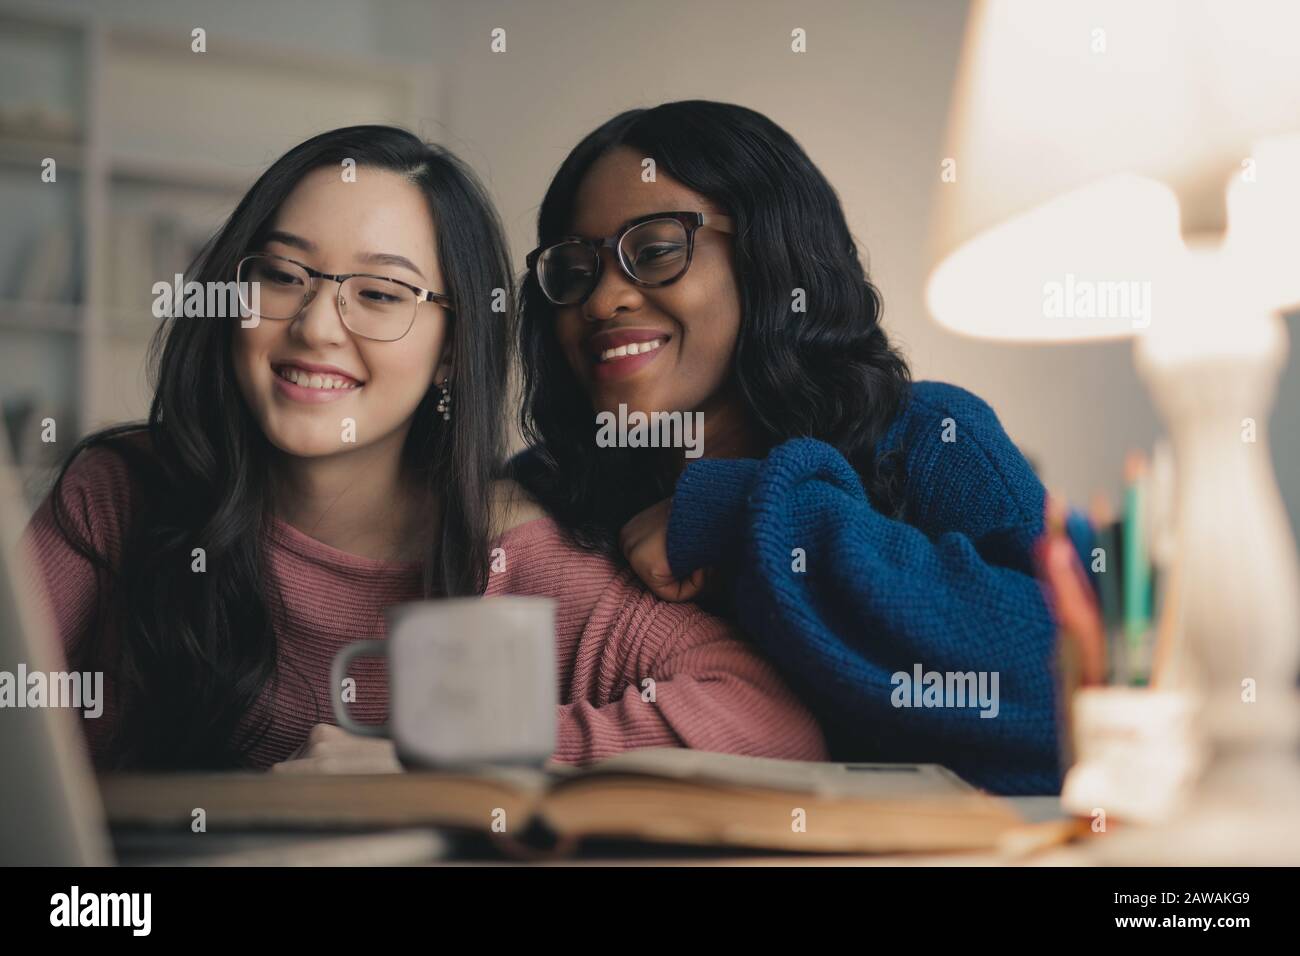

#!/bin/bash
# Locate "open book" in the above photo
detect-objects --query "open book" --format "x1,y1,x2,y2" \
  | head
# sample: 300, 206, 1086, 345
99, 748, 1024, 855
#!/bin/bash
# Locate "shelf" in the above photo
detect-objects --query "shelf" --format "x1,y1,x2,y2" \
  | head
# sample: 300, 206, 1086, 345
106, 24, 421, 87
0, 134, 85, 172
105, 308, 164, 342
109, 153, 255, 193
0, 7, 86, 164
0, 301, 82, 334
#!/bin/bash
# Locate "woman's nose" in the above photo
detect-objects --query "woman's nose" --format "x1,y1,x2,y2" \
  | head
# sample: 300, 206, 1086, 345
584, 251, 641, 321
293, 281, 349, 345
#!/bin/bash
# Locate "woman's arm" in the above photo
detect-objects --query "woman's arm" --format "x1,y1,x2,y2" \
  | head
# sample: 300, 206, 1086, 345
20, 443, 141, 767
654, 391, 1060, 794
274, 601, 828, 774
275, 566, 831, 771
21, 445, 137, 669
550, 568, 828, 765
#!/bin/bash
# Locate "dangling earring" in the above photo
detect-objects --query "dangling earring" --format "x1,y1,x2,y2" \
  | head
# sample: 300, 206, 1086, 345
436, 379, 452, 421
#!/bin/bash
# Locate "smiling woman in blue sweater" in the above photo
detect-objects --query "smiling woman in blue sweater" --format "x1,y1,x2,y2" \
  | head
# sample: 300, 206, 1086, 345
514, 100, 1060, 795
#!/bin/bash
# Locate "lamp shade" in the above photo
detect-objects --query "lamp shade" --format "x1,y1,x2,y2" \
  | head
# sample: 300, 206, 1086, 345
927, 0, 1300, 342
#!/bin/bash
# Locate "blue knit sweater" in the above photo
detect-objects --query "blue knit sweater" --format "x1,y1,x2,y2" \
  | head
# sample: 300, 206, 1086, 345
665, 380, 1061, 795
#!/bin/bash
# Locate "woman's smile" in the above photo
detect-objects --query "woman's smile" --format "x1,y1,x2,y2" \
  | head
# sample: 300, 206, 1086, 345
271, 359, 364, 404
585, 328, 673, 383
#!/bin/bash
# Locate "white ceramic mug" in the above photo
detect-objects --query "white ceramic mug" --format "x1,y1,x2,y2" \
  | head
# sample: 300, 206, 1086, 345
331, 596, 556, 768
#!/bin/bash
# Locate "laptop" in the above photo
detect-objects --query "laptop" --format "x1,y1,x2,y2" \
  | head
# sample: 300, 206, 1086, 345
0, 428, 447, 866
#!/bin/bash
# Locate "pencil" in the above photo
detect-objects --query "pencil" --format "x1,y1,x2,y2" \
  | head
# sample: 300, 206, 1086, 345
1122, 451, 1153, 685
1088, 493, 1122, 683
1041, 494, 1107, 686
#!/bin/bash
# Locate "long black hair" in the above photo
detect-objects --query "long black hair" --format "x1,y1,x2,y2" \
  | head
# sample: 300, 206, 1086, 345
516, 100, 912, 553
51, 126, 513, 768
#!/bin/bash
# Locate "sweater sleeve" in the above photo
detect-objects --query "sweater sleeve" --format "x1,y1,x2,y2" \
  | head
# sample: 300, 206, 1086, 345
19, 443, 140, 767
551, 568, 828, 766
20, 444, 138, 669
663, 457, 758, 574
664, 388, 1060, 794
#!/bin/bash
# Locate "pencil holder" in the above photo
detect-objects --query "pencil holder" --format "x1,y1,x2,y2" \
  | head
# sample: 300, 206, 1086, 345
1061, 687, 1204, 825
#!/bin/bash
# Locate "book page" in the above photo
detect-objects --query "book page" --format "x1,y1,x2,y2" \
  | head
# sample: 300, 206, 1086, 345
555, 748, 978, 799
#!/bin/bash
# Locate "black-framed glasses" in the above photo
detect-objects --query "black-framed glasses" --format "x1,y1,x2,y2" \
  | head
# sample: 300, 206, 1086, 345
526, 211, 735, 307
235, 253, 453, 343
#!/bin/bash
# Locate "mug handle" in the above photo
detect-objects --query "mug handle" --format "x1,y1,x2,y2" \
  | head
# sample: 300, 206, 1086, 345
330, 640, 389, 737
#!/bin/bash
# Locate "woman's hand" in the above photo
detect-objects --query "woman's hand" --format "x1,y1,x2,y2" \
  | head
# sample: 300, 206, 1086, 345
619, 498, 711, 602
270, 722, 402, 774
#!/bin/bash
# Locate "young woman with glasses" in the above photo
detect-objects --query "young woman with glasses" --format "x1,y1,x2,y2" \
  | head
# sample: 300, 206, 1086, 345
515, 101, 1060, 795
22, 125, 825, 771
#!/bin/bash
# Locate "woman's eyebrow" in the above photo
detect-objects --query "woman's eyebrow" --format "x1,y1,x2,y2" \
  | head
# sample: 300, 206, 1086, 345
265, 231, 426, 281
264, 229, 316, 252
359, 251, 427, 281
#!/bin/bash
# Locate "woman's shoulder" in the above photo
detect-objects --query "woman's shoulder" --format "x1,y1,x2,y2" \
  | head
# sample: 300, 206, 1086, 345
488, 478, 550, 538
488, 478, 611, 563
55, 429, 153, 512
885, 379, 1043, 532
902, 379, 999, 420
761, 381, 1005, 469
38, 428, 155, 549
879, 379, 999, 442
867, 379, 1019, 461
487, 477, 601, 564
19, 429, 155, 601
485, 479, 629, 603
898, 379, 1028, 462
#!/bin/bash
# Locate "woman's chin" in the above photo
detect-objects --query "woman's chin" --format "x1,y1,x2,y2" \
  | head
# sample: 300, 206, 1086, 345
592, 385, 704, 422
592, 384, 659, 417
263, 425, 358, 460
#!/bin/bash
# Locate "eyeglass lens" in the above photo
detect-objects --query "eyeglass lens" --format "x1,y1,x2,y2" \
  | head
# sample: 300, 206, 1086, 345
237, 255, 418, 341
538, 218, 690, 305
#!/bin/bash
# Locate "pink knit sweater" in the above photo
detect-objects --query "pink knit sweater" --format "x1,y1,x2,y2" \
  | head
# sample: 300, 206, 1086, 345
21, 444, 827, 770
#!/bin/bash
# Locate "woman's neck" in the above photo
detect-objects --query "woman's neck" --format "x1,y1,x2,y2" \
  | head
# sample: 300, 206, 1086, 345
669, 384, 765, 477
271, 433, 433, 563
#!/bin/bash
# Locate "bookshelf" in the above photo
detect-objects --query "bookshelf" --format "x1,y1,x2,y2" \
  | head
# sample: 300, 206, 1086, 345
0, 4, 434, 502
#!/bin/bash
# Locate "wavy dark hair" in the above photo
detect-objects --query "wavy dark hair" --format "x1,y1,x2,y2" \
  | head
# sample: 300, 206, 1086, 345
50, 126, 513, 769
516, 100, 912, 553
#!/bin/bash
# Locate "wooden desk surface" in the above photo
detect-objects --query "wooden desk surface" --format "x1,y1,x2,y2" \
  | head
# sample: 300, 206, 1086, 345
114, 797, 1083, 866
425, 796, 1084, 867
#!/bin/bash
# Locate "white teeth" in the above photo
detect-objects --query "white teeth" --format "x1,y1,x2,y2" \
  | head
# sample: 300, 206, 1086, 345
277, 367, 358, 390
600, 338, 666, 362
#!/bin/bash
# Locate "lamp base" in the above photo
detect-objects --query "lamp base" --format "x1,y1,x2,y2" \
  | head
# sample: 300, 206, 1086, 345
1127, 306, 1300, 865
1085, 732, 1300, 865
